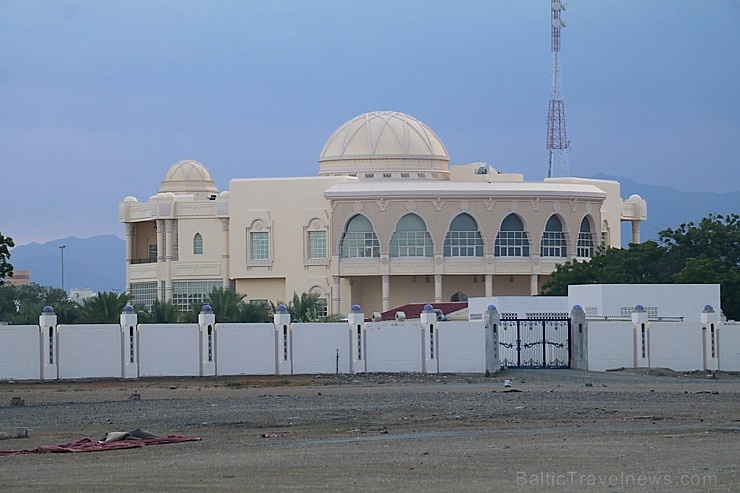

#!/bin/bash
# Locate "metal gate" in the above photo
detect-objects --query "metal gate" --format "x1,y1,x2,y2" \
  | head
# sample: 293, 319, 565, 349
499, 318, 570, 368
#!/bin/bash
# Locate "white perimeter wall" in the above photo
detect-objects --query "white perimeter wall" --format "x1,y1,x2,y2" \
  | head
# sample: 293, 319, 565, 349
569, 284, 721, 321
215, 323, 276, 376
0, 325, 40, 380
587, 321, 634, 372
138, 324, 200, 377
365, 322, 423, 372
720, 322, 740, 371
649, 322, 704, 371
291, 323, 351, 374
436, 322, 486, 373
57, 324, 122, 379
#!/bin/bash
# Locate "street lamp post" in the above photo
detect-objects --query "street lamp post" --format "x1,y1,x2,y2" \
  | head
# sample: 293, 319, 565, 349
59, 245, 66, 293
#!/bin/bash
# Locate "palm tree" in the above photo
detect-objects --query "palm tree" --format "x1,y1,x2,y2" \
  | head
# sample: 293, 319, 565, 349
237, 302, 272, 323
205, 287, 246, 323
277, 292, 336, 322
78, 291, 131, 323
148, 299, 181, 323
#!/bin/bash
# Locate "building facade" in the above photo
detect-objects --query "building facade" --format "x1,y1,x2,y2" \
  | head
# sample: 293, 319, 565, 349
120, 111, 647, 315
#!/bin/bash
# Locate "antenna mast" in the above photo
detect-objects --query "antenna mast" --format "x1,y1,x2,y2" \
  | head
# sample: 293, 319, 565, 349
546, 1, 569, 178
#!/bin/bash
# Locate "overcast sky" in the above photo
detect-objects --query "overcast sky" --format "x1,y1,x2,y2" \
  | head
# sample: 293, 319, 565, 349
1, 0, 738, 246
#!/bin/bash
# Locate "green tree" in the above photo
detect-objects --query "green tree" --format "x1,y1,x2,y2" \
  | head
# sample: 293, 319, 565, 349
542, 213, 740, 320
0, 283, 79, 324
0, 232, 14, 285
147, 299, 182, 323
276, 292, 339, 322
237, 301, 272, 323
78, 291, 131, 323
205, 287, 246, 322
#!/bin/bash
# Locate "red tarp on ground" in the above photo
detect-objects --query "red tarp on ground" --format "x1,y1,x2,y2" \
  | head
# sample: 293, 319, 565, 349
0, 435, 201, 455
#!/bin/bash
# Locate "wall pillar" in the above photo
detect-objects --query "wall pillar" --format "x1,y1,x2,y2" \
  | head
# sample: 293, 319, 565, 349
120, 306, 139, 379
199, 305, 216, 376
700, 304, 720, 371
484, 304, 501, 375
570, 305, 587, 370
274, 304, 292, 375
39, 306, 58, 381
347, 304, 365, 374
382, 275, 390, 312
420, 304, 438, 374
631, 305, 650, 368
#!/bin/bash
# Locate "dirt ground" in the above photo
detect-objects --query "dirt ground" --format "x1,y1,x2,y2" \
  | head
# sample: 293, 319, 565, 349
0, 369, 738, 492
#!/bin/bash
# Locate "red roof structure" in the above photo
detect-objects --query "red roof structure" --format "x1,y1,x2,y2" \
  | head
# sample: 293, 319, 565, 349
378, 302, 467, 321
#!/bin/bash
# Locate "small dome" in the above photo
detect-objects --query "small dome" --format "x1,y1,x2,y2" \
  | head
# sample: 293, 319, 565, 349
318, 111, 449, 178
159, 160, 218, 195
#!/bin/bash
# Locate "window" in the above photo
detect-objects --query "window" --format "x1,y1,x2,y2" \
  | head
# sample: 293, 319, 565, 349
315, 297, 328, 318
308, 231, 327, 259
577, 217, 594, 257
172, 280, 222, 312
541, 216, 566, 257
129, 282, 157, 312
250, 231, 270, 260
494, 214, 530, 257
340, 215, 380, 258
444, 213, 483, 257
193, 233, 203, 255
390, 214, 432, 257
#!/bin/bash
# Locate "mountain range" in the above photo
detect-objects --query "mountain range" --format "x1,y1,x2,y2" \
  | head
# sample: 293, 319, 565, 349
6, 176, 739, 292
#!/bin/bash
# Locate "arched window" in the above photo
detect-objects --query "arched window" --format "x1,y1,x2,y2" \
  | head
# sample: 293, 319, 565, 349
390, 214, 432, 257
340, 215, 380, 258
444, 213, 483, 257
577, 217, 594, 258
193, 233, 203, 255
494, 214, 530, 257
541, 216, 567, 257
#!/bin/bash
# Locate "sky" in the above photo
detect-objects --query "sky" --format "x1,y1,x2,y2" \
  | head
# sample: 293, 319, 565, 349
1, 0, 738, 246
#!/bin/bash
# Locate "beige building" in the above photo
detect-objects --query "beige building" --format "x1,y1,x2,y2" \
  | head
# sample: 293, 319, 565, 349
120, 111, 647, 315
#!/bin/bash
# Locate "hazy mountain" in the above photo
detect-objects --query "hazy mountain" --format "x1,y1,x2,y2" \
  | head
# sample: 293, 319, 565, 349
592, 174, 740, 246
6, 178, 737, 291
8, 235, 125, 293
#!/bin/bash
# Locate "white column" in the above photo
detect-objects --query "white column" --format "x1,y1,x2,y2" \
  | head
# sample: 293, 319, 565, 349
631, 305, 650, 368
39, 307, 58, 381
165, 219, 175, 301
434, 274, 442, 303
530, 274, 539, 296
347, 305, 365, 374
700, 305, 720, 372
420, 304, 438, 374
199, 305, 217, 376
485, 274, 493, 297
382, 275, 390, 312
484, 304, 501, 376
221, 218, 230, 288
274, 304, 292, 375
332, 276, 341, 315
120, 306, 139, 379
631, 220, 641, 244
124, 224, 134, 294
156, 219, 166, 300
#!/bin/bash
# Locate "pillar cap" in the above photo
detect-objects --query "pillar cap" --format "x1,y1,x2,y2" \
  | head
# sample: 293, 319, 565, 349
42, 306, 54, 314
350, 304, 362, 313
276, 304, 288, 314
201, 304, 213, 313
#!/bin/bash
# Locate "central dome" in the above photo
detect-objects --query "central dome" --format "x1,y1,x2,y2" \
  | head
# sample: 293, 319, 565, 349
318, 111, 449, 179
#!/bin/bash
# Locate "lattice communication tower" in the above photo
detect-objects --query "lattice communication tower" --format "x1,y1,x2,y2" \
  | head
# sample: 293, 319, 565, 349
546, 1, 569, 178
